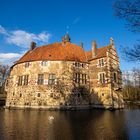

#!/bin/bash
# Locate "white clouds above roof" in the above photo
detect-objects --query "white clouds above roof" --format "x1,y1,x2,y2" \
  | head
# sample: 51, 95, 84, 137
0, 53, 22, 59
0, 25, 51, 65
0, 25, 51, 48
0, 52, 24, 65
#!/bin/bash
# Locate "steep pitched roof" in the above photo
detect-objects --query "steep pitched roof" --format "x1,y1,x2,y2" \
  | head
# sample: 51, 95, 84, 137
86, 45, 110, 61
15, 42, 87, 64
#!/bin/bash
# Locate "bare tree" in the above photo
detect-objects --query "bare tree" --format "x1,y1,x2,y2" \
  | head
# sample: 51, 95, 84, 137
122, 68, 140, 101
0, 64, 9, 80
114, 0, 140, 32
114, 0, 140, 62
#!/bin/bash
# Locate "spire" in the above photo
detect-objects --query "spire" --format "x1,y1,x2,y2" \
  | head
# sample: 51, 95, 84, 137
61, 33, 71, 43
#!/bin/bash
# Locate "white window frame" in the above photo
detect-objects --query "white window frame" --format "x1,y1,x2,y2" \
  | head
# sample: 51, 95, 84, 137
25, 62, 30, 68
98, 58, 104, 67
41, 61, 48, 66
98, 72, 106, 84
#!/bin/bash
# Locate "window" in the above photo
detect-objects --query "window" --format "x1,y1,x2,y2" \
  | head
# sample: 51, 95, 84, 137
37, 93, 41, 97
99, 73, 105, 84
99, 58, 104, 67
74, 73, 87, 84
74, 73, 80, 83
48, 74, 56, 85
18, 75, 29, 86
41, 61, 48, 66
85, 74, 87, 84
25, 62, 30, 68
23, 75, 29, 85
113, 72, 117, 82
74, 62, 83, 68
20, 93, 22, 97
82, 74, 84, 84
38, 74, 44, 85
18, 76, 23, 86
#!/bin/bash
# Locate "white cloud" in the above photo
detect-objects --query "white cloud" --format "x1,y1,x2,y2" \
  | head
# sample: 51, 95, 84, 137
0, 25, 52, 65
0, 52, 25, 65
0, 25, 51, 48
0, 53, 22, 59
0, 25, 7, 35
38, 32, 51, 42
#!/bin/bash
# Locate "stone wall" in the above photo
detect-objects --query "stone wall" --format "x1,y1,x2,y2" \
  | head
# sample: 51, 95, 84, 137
89, 44, 124, 109
5, 60, 91, 109
5, 51, 124, 109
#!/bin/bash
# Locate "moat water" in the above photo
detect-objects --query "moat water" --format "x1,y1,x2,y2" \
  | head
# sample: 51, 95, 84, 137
0, 105, 140, 140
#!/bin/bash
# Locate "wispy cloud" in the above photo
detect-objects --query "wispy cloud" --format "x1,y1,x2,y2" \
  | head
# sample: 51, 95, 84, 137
0, 25, 51, 65
72, 17, 81, 24
0, 25, 51, 48
0, 52, 24, 65
0, 25, 7, 35
66, 17, 81, 33
0, 53, 22, 59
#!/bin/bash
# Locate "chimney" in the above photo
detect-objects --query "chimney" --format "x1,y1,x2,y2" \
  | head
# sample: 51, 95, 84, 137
30, 41, 36, 50
92, 40, 97, 58
80, 42, 83, 48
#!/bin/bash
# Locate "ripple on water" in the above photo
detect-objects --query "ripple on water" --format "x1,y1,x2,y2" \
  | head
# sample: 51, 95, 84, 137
0, 105, 140, 140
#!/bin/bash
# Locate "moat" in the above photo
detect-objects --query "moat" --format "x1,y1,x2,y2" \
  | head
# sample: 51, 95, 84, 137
0, 104, 140, 140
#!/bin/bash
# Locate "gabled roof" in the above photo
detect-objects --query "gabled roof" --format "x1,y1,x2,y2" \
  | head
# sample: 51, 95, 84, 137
14, 39, 112, 65
15, 42, 88, 64
86, 45, 110, 61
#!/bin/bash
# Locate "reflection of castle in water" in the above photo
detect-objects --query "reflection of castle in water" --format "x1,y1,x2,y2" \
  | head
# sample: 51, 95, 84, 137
5, 34, 124, 109
0, 110, 129, 139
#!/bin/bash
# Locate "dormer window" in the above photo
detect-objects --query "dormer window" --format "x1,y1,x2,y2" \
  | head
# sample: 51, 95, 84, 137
99, 58, 104, 67
25, 62, 30, 68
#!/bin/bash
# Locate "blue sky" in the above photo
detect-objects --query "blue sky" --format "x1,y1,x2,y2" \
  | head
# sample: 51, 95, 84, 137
0, 0, 139, 70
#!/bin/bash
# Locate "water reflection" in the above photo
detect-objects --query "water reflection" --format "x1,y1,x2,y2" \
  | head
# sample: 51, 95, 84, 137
0, 106, 140, 140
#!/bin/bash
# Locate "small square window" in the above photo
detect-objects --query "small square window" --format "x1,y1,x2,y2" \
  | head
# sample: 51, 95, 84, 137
25, 62, 30, 68
41, 61, 48, 66
38, 93, 41, 97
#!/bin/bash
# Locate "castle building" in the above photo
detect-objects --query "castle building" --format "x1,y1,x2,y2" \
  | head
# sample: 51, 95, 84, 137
5, 34, 124, 109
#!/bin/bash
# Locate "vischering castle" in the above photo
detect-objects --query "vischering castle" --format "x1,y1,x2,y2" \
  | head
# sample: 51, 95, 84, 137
5, 34, 124, 109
